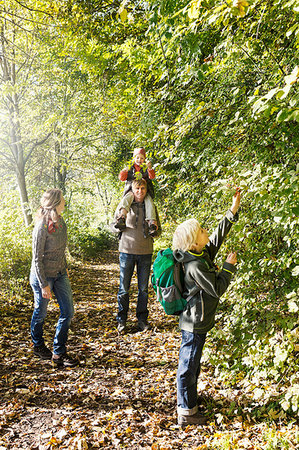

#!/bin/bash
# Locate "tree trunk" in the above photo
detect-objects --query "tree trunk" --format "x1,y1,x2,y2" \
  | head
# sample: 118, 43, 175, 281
54, 140, 67, 194
0, 23, 33, 225
16, 165, 33, 226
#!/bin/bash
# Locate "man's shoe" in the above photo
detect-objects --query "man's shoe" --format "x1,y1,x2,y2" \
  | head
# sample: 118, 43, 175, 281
115, 217, 126, 230
34, 344, 52, 360
52, 353, 79, 368
138, 321, 151, 331
117, 321, 126, 333
178, 411, 207, 427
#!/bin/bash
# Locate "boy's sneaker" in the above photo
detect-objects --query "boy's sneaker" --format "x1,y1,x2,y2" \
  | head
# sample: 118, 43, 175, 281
34, 344, 52, 360
115, 216, 126, 230
52, 353, 79, 368
178, 412, 207, 427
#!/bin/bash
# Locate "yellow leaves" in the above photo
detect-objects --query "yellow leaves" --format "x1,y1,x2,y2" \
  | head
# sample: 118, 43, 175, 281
119, 7, 128, 22
151, 444, 172, 450
151, 444, 159, 450
232, 0, 249, 17
188, 0, 202, 19
110, 387, 123, 397
76, 436, 88, 449
284, 65, 299, 86
118, 1, 134, 23
48, 436, 59, 446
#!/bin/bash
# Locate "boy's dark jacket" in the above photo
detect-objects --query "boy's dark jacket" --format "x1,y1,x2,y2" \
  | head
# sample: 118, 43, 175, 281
173, 210, 238, 334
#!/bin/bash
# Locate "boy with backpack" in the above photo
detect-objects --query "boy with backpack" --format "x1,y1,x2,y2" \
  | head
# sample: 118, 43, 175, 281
172, 190, 241, 426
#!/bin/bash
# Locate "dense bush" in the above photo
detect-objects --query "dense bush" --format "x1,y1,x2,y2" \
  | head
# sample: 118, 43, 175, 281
64, 207, 117, 259
68, 224, 117, 258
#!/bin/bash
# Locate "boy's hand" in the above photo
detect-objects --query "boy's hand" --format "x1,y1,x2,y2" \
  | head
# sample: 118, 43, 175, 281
226, 252, 237, 265
231, 189, 241, 215
147, 161, 152, 170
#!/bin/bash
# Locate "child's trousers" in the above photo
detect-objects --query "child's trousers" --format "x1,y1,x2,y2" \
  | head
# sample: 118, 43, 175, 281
177, 330, 206, 416
118, 192, 157, 221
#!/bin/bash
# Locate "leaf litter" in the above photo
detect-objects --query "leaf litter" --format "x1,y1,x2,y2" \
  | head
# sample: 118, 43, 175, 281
0, 250, 297, 449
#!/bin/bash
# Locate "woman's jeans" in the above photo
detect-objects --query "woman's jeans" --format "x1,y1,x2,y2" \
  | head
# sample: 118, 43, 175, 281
117, 252, 152, 323
177, 330, 207, 415
30, 271, 74, 355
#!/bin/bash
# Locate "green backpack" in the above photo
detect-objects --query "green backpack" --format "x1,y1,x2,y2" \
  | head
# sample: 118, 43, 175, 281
151, 248, 187, 315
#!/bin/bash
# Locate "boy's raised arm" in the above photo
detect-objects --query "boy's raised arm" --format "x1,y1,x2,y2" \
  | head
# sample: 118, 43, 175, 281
231, 190, 241, 215
207, 190, 241, 261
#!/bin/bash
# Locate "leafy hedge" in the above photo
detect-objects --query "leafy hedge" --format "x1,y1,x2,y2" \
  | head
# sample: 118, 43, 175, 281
154, 160, 298, 418
0, 193, 32, 293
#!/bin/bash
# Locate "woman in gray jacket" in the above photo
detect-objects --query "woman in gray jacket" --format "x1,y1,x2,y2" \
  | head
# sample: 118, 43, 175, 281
30, 188, 77, 368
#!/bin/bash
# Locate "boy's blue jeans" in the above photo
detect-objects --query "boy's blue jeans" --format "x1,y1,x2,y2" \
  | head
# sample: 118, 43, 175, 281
30, 271, 74, 355
177, 330, 207, 415
117, 252, 152, 323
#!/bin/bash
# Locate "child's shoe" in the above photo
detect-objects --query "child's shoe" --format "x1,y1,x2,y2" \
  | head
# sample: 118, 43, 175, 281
178, 411, 207, 427
148, 223, 158, 237
115, 216, 126, 230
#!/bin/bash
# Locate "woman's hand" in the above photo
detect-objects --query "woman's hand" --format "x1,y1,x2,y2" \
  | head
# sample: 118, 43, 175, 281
226, 252, 237, 265
231, 189, 241, 215
42, 285, 52, 299
146, 160, 152, 170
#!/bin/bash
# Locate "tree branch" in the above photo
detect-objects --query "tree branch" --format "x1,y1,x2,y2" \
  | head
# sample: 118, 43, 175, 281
11, 0, 54, 17
24, 131, 53, 165
156, 27, 170, 92
0, 8, 51, 26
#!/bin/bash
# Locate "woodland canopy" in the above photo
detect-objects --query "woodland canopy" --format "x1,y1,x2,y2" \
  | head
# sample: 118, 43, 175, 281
0, 0, 298, 447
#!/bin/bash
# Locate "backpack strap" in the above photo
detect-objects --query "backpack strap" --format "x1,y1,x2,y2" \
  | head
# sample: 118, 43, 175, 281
176, 262, 194, 305
173, 263, 183, 292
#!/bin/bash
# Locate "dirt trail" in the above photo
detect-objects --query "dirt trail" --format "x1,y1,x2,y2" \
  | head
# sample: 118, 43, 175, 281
0, 251, 296, 449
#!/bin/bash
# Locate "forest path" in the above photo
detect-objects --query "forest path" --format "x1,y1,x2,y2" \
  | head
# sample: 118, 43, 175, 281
0, 251, 296, 449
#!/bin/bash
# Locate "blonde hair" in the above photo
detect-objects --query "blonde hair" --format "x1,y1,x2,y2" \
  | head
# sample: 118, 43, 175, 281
172, 219, 202, 251
36, 188, 62, 223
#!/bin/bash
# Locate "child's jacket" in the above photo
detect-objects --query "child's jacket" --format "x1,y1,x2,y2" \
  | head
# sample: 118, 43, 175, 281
119, 164, 155, 198
173, 210, 238, 334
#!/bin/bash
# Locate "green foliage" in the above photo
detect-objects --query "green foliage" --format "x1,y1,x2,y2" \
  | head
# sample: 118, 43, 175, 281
68, 223, 116, 259
156, 160, 299, 416
64, 205, 116, 259
0, 191, 32, 292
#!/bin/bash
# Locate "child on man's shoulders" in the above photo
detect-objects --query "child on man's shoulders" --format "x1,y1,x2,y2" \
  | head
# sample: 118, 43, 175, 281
115, 147, 158, 236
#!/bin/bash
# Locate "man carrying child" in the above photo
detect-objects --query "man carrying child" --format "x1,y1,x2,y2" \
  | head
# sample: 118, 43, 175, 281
112, 178, 161, 333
